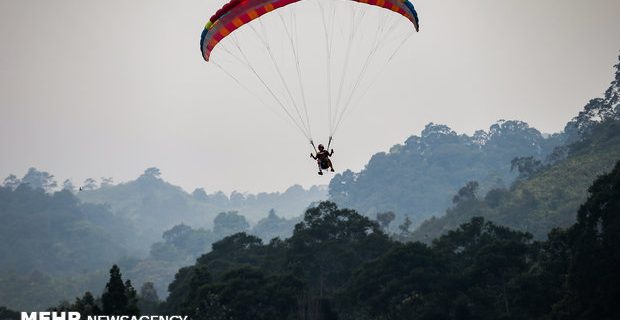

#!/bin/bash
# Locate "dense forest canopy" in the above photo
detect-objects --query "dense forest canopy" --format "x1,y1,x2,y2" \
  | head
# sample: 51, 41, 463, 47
409, 54, 620, 241
76, 169, 325, 249
411, 119, 620, 241
0, 164, 309, 310
0, 185, 132, 310
329, 120, 565, 226
156, 160, 620, 319
330, 54, 620, 232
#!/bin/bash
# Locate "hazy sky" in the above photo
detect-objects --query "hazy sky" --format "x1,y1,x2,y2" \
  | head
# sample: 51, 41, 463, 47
1, 0, 619, 193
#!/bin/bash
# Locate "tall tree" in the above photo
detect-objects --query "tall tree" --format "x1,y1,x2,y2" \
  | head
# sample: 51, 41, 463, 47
82, 178, 98, 191
62, 179, 76, 192
213, 211, 249, 236
2, 175, 20, 190
124, 280, 140, 316
376, 211, 396, 233
21, 168, 57, 192
555, 161, 620, 319
143, 167, 162, 179
101, 265, 130, 315
73, 292, 101, 316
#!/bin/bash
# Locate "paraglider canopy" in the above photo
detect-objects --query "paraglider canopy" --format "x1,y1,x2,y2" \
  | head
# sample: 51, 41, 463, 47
201, 0, 419, 61
199, 0, 420, 147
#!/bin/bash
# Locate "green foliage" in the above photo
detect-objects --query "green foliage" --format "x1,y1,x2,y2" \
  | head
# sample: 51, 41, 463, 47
76, 170, 326, 253
20, 168, 57, 192
101, 265, 129, 315
165, 202, 392, 319
413, 120, 620, 240
0, 186, 131, 310
191, 268, 303, 320
214, 211, 249, 235
376, 211, 396, 232
251, 209, 300, 242
72, 292, 102, 316
0, 307, 19, 320
347, 162, 620, 320
121, 209, 302, 307
101, 265, 139, 316
49, 292, 102, 316
329, 121, 563, 227
48, 265, 162, 315
553, 161, 620, 319
162, 161, 620, 320
138, 282, 160, 315
343, 242, 441, 319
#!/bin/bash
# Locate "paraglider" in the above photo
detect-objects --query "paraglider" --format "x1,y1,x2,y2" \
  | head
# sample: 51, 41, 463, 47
310, 143, 335, 175
200, 0, 420, 174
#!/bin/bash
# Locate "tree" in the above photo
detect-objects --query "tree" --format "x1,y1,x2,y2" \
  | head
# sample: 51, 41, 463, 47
288, 202, 391, 298
510, 156, 543, 180
162, 224, 193, 245
2, 174, 20, 190
566, 98, 615, 137
62, 179, 76, 192
192, 188, 208, 201
138, 283, 161, 316
376, 211, 396, 233
195, 268, 302, 320
124, 280, 140, 316
101, 177, 114, 187
327, 119, 563, 230
229, 191, 246, 205
102, 265, 135, 315
398, 215, 412, 235
73, 292, 101, 316
21, 167, 57, 192
251, 209, 297, 241
140, 282, 160, 303
82, 178, 98, 191
452, 181, 479, 204
0, 306, 20, 320
213, 211, 249, 236
555, 161, 620, 319
431, 217, 534, 319
344, 242, 441, 319
143, 167, 161, 179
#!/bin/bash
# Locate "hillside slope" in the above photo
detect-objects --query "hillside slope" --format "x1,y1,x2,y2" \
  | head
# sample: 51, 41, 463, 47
329, 121, 564, 225
412, 55, 620, 240
411, 120, 620, 240
78, 170, 326, 251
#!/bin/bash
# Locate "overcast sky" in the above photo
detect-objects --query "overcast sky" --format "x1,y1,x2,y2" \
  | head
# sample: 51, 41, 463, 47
1, 0, 619, 194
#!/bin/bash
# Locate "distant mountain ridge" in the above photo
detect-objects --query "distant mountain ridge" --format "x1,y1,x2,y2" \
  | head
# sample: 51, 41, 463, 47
0, 169, 323, 310
77, 169, 326, 251
329, 120, 565, 226
329, 54, 620, 231
411, 119, 620, 240
410, 54, 620, 240
0, 186, 131, 310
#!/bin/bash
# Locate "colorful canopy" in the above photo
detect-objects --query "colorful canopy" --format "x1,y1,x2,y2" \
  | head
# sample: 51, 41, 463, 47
200, 0, 420, 61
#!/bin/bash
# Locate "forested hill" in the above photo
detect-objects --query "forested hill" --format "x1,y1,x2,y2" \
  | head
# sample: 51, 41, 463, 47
411, 54, 620, 240
411, 119, 620, 240
156, 160, 620, 320
0, 186, 132, 310
329, 120, 564, 226
77, 168, 326, 249
330, 54, 620, 230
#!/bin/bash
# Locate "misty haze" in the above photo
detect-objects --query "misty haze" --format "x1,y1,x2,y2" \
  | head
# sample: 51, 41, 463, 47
1, 0, 620, 319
